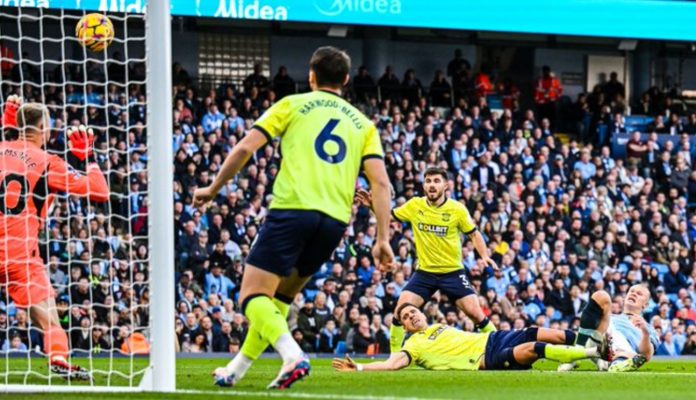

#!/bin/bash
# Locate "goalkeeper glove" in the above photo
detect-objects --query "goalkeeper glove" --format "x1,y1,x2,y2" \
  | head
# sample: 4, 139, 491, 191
67, 125, 95, 162
2, 95, 22, 130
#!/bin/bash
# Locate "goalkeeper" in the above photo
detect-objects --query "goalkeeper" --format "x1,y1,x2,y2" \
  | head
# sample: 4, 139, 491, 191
356, 167, 497, 354
0, 96, 109, 379
333, 303, 609, 372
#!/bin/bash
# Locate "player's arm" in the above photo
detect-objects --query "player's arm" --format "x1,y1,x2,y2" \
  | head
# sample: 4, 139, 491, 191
469, 230, 497, 270
363, 158, 395, 270
361, 123, 394, 270
631, 315, 654, 360
332, 352, 410, 372
47, 125, 109, 202
459, 206, 497, 270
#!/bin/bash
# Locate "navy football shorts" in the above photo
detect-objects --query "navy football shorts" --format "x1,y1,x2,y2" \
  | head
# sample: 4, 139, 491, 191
402, 269, 476, 301
246, 210, 347, 277
484, 328, 539, 370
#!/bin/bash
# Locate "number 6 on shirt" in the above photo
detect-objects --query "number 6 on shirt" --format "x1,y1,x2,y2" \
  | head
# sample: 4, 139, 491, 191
314, 119, 346, 164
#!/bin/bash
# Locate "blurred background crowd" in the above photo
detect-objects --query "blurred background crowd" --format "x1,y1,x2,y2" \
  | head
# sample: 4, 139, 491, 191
1, 50, 696, 358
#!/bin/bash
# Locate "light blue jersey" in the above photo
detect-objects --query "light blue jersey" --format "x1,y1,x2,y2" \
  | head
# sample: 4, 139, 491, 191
608, 314, 660, 355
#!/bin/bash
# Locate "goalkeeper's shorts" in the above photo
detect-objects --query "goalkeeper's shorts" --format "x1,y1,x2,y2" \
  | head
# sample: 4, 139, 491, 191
0, 257, 55, 307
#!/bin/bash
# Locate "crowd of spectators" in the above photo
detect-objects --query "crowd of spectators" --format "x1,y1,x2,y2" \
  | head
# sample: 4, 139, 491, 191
1, 47, 696, 359
168, 54, 696, 356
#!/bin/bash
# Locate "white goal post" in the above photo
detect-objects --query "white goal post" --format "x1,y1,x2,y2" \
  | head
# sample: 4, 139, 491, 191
0, 0, 175, 393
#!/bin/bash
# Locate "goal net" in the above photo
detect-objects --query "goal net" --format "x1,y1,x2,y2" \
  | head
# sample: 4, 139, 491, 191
0, 3, 174, 393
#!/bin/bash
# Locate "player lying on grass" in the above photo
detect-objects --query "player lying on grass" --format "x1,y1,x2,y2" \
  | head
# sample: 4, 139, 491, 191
558, 284, 658, 373
356, 167, 497, 355
0, 96, 109, 380
193, 46, 394, 389
333, 303, 609, 372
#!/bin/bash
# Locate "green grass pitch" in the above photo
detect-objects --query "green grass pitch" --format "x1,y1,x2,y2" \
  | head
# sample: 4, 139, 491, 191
2, 357, 695, 399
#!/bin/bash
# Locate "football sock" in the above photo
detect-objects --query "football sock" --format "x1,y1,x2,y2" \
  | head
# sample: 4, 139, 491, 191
390, 319, 405, 353
577, 298, 603, 346
225, 353, 253, 378
477, 317, 497, 333
44, 325, 69, 362
232, 297, 291, 378
543, 344, 596, 363
564, 330, 577, 345
274, 333, 303, 365
243, 295, 302, 364
240, 297, 291, 360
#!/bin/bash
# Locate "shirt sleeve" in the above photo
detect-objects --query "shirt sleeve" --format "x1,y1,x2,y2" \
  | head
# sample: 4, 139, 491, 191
393, 198, 415, 223
400, 337, 421, 366
361, 124, 384, 161
253, 96, 291, 142
458, 203, 477, 234
47, 156, 109, 202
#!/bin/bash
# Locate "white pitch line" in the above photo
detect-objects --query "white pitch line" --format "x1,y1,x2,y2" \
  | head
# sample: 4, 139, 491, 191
177, 389, 452, 400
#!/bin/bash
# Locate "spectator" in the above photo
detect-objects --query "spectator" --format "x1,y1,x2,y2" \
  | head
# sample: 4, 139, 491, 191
534, 65, 562, 126
602, 71, 625, 100
353, 66, 376, 103
293, 328, 315, 353
243, 63, 269, 92
352, 320, 375, 354
447, 49, 471, 78
272, 66, 295, 99
430, 70, 452, 107
297, 301, 319, 351
318, 320, 341, 353
377, 66, 400, 101
656, 331, 679, 356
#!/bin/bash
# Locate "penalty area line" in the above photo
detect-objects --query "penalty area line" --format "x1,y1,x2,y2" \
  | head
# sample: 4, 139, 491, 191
177, 389, 450, 400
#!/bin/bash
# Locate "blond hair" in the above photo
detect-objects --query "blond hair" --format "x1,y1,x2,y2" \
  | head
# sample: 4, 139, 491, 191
16, 103, 48, 135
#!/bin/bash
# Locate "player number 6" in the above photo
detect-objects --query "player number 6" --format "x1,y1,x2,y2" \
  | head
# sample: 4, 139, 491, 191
314, 119, 346, 164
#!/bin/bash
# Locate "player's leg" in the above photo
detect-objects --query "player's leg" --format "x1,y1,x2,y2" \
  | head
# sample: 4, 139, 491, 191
390, 271, 436, 353
219, 269, 307, 386
445, 271, 495, 333
9, 261, 90, 380
510, 341, 599, 367
535, 327, 577, 345
263, 211, 346, 389
483, 328, 599, 370
558, 291, 613, 372
229, 210, 321, 389
576, 290, 611, 346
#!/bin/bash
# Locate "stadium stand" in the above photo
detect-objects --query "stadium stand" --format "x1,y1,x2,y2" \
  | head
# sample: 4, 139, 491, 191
1, 52, 696, 358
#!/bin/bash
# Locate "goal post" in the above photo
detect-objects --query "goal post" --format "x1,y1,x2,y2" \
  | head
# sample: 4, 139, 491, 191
145, 0, 176, 393
0, 1, 175, 394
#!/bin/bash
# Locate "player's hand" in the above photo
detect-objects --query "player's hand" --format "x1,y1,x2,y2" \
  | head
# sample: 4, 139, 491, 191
373, 239, 395, 272
481, 256, 498, 271
332, 355, 359, 372
355, 188, 372, 208
67, 125, 95, 161
192, 186, 216, 208
630, 314, 649, 333
2, 95, 22, 129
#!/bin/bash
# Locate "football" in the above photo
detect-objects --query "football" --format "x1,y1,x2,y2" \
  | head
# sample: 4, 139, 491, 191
75, 13, 114, 52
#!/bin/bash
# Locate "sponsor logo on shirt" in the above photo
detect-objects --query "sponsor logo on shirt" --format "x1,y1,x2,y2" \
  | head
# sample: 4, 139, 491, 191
417, 223, 448, 237
428, 325, 447, 340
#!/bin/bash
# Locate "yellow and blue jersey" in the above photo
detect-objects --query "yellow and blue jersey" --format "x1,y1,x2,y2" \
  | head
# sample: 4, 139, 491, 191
254, 90, 383, 224
393, 197, 476, 274
401, 324, 489, 370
